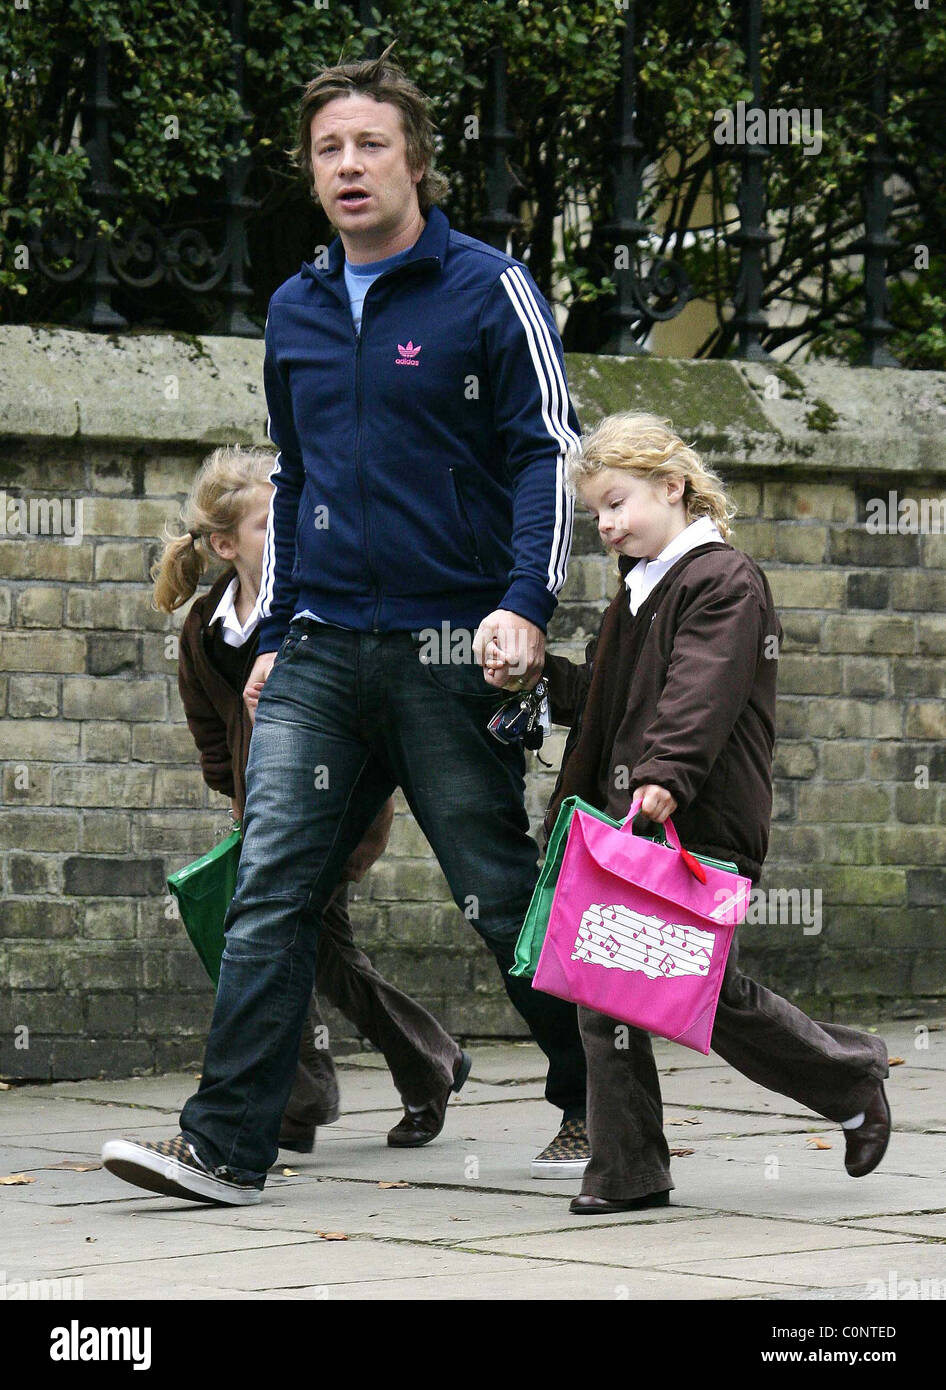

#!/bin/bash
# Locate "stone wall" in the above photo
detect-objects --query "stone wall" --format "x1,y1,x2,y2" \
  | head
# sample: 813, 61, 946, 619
0, 326, 944, 1080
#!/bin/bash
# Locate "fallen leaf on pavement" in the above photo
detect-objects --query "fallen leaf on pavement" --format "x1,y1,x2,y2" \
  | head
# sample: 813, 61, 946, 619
0, 1173, 35, 1185
667, 1117, 701, 1126
280, 1168, 299, 1176
46, 1161, 102, 1172
889, 1057, 905, 1066
378, 1181, 410, 1189
669, 1148, 695, 1157
806, 1137, 832, 1150
316, 1231, 348, 1241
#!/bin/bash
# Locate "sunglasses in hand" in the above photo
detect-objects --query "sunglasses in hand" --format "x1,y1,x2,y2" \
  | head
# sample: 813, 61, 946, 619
487, 677, 550, 751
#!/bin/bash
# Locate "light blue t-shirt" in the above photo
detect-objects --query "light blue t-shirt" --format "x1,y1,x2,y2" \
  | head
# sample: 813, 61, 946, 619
342, 244, 413, 335
292, 243, 415, 629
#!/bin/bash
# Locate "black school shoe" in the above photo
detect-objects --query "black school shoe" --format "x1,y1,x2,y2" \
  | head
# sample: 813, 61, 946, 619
570, 1191, 671, 1215
101, 1134, 264, 1205
387, 1050, 473, 1148
843, 1083, 892, 1177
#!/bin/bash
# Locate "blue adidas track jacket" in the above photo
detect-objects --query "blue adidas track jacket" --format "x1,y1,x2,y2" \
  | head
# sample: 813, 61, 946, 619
257, 205, 580, 652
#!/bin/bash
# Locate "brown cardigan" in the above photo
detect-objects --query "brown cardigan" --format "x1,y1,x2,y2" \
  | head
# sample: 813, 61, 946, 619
542, 542, 782, 884
177, 568, 257, 820
177, 571, 395, 874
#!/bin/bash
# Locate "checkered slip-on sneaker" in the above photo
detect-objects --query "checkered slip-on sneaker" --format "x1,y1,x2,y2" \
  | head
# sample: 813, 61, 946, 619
101, 1133, 264, 1206
530, 1118, 591, 1178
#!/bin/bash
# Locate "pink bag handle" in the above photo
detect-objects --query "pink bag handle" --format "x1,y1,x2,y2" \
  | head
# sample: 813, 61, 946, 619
623, 795, 683, 851
623, 796, 707, 883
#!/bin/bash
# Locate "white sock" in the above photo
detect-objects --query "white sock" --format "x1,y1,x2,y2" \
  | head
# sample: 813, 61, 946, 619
841, 1111, 865, 1129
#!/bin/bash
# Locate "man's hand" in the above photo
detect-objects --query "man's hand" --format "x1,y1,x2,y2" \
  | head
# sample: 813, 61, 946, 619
340, 796, 396, 883
243, 650, 277, 725
634, 783, 678, 824
473, 609, 545, 692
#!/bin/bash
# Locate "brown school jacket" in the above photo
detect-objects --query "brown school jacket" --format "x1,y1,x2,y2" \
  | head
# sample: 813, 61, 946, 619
177, 569, 395, 873
542, 542, 783, 884
177, 568, 257, 820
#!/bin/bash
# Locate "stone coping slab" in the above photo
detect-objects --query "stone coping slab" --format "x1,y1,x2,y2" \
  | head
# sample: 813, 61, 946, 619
2, 326, 945, 475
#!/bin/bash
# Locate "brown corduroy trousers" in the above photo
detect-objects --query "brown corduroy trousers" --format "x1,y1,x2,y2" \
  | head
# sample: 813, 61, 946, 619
577, 933, 890, 1200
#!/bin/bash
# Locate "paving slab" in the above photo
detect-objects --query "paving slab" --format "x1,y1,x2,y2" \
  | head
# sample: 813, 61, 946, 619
658, 1129, 946, 1182
666, 1165, 939, 1221
663, 1240, 946, 1292
44, 1241, 565, 1298
2, 1037, 944, 1301
270, 1265, 800, 1301
140, 1178, 701, 1243
839, 1213, 946, 1239
0, 1098, 183, 1139
3, 1066, 549, 1118
654, 1071, 814, 1118
244, 1138, 585, 1196
0, 1204, 323, 1276
457, 1215, 908, 1270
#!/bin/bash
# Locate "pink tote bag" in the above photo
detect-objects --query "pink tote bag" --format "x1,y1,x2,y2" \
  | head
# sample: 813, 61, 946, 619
532, 798, 752, 1054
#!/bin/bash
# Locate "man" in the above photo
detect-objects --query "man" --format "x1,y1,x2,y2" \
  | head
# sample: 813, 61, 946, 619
102, 45, 588, 1205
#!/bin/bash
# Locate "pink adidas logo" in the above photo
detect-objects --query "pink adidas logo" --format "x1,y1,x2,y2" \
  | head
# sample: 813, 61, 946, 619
395, 340, 421, 366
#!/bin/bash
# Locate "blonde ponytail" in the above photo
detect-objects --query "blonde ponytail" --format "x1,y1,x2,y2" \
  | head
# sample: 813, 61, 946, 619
151, 445, 276, 613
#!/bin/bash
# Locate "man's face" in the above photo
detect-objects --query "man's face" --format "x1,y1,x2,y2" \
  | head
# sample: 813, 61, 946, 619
309, 94, 423, 247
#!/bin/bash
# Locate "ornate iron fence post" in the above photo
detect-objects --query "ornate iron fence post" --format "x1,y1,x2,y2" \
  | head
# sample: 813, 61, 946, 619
602, 1, 689, 355
213, 0, 260, 337
726, 0, 773, 360
855, 63, 898, 367
73, 40, 126, 331
477, 45, 521, 252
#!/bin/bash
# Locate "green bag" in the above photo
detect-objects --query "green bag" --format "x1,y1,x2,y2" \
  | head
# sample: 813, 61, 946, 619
511, 797, 739, 979
511, 797, 615, 979
166, 827, 242, 987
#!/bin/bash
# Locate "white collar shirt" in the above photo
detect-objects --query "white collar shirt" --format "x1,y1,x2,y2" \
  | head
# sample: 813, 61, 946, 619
208, 575, 263, 648
624, 515, 726, 616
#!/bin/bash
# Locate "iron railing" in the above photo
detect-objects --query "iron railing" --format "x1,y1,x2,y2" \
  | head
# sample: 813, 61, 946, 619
23, 0, 899, 363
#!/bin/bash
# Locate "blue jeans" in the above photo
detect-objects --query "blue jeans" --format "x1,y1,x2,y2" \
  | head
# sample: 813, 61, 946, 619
180, 621, 585, 1183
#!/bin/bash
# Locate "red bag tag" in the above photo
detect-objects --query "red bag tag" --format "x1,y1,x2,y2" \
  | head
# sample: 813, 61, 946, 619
680, 847, 707, 883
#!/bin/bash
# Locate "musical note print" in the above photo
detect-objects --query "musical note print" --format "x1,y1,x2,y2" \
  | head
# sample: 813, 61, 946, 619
569, 904, 715, 979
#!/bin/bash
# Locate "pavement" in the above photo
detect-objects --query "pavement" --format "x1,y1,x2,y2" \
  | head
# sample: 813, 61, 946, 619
1, 1022, 944, 1302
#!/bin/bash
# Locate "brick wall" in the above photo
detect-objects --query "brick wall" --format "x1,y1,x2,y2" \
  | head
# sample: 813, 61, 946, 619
1, 328, 944, 1079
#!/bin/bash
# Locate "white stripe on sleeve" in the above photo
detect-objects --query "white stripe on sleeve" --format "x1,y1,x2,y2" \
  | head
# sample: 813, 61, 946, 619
499, 266, 578, 593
